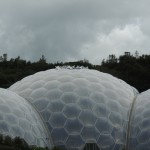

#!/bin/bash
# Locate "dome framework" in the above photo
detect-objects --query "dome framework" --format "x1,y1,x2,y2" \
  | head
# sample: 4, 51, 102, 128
9, 68, 138, 150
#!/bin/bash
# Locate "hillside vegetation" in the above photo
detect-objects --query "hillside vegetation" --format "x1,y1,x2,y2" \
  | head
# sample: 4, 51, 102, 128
0, 52, 150, 92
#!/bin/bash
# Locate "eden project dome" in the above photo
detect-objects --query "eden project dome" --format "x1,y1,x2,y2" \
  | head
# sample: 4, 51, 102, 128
9, 67, 138, 150
0, 88, 51, 148
128, 89, 150, 150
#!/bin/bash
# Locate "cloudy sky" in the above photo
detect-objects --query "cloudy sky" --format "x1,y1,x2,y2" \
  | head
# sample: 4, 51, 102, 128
0, 0, 150, 64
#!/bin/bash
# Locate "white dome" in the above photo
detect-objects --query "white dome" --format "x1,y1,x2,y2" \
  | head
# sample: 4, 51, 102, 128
0, 88, 51, 148
9, 68, 137, 150
128, 89, 150, 150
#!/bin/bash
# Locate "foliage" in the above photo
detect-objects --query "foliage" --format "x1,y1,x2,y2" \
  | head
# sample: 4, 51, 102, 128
0, 134, 47, 150
0, 52, 150, 92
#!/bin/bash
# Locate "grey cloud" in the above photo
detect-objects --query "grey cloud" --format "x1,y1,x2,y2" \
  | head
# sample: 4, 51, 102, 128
0, 0, 150, 63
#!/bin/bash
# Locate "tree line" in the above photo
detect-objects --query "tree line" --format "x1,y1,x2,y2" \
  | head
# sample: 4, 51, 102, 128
0, 52, 150, 92
0, 134, 45, 150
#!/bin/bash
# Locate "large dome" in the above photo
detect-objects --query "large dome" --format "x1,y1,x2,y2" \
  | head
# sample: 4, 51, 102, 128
9, 68, 137, 150
0, 88, 51, 148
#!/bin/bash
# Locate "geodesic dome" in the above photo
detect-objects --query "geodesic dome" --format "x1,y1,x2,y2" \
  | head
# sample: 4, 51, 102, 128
0, 88, 51, 148
128, 89, 150, 150
9, 68, 138, 150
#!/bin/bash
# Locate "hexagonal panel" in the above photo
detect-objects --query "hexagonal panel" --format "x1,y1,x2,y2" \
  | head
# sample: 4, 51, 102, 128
137, 130, 150, 144
81, 126, 99, 142
66, 135, 84, 148
0, 121, 9, 133
51, 128, 68, 145
5, 114, 18, 125
79, 110, 97, 126
24, 131, 36, 145
61, 92, 78, 104
46, 89, 63, 101
48, 100, 64, 112
63, 105, 81, 119
93, 103, 109, 118
95, 118, 113, 134
111, 127, 126, 144
107, 100, 121, 112
10, 126, 24, 137
49, 113, 67, 128
90, 92, 107, 104
139, 118, 150, 130
64, 119, 83, 134
109, 111, 122, 127
34, 98, 49, 111
75, 87, 91, 97
59, 83, 76, 92
98, 134, 115, 149
41, 109, 51, 121
78, 98, 94, 110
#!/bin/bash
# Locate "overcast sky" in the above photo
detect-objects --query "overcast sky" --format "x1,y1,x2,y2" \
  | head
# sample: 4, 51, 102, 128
0, 0, 150, 64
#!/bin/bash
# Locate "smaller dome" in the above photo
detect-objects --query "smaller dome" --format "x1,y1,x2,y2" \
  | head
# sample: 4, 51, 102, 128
128, 89, 150, 150
0, 88, 52, 148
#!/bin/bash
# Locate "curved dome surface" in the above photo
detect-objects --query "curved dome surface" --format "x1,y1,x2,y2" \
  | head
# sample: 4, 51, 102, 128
9, 68, 137, 150
128, 89, 150, 150
0, 88, 51, 148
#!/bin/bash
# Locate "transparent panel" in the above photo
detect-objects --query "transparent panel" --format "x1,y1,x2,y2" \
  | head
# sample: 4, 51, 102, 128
46, 122, 52, 133
51, 128, 68, 144
44, 80, 60, 89
46, 89, 62, 101
48, 101, 64, 112
5, 114, 18, 125
63, 105, 81, 119
0, 113, 3, 120
81, 127, 99, 142
90, 92, 107, 104
75, 87, 91, 97
0, 121, 9, 133
41, 110, 51, 121
49, 113, 66, 128
107, 100, 121, 112
19, 119, 31, 131
95, 118, 113, 134
139, 118, 150, 130
64, 119, 83, 134
10, 126, 24, 137
66, 135, 84, 148
98, 134, 115, 148
34, 98, 49, 111
142, 109, 150, 118
24, 132, 36, 145
0, 105, 11, 113
111, 127, 126, 144
72, 78, 89, 87
104, 89, 117, 100
78, 98, 94, 110
59, 83, 76, 92
30, 80, 45, 89
109, 112, 122, 127
61, 92, 78, 104
129, 125, 140, 138
93, 103, 109, 117
79, 110, 97, 126
137, 130, 150, 144
30, 88, 47, 99
13, 108, 25, 118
